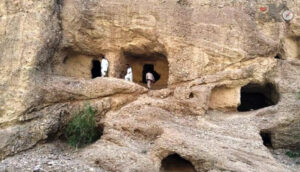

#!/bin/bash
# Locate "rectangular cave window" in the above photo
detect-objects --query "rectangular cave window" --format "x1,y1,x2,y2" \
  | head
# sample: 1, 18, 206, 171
91, 59, 101, 78
260, 131, 272, 148
122, 51, 169, 89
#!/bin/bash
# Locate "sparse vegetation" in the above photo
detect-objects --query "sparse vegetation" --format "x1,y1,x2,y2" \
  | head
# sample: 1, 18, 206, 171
64, 105, 101, 148
286, 148, 300, 158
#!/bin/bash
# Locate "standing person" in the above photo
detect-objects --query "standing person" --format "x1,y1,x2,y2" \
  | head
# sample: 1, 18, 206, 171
124, 64, 133, 82
101, 56, 109, 77
146, 72, 155, 89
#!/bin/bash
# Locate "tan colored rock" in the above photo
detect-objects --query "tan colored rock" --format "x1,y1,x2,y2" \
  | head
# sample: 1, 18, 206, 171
1, 0, 300, 172
82, 97, 288, 171
0, 0, 61, 126
209, 86, 241, 111
283, 37, 300, 60
41, 76, 147, 103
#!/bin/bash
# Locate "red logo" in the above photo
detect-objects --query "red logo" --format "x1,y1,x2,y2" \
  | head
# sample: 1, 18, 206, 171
260, 7, 267, 12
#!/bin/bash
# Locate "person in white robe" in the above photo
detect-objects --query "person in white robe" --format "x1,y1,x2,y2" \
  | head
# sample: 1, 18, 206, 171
146, 72, 155, 89
124, 64, 133, 82
101, 56, 109, 77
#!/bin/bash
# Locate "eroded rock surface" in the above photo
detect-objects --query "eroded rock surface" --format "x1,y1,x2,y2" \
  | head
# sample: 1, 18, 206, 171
1, 0, 300, 171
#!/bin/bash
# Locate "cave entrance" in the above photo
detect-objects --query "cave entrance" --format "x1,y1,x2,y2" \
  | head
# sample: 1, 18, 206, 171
274, 54, 282, 59
91, 59, 101, 78
123, 52, 168, 89
260, 131, 272, 148
53, 48, 106, 79
160, 154, 196, 172
237, 83, 279, 112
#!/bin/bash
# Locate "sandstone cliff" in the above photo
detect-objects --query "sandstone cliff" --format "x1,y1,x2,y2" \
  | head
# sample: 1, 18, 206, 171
1, 0, 300, 171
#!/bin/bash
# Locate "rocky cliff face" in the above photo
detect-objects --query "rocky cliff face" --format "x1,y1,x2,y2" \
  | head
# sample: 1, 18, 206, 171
1, 0, 300, 171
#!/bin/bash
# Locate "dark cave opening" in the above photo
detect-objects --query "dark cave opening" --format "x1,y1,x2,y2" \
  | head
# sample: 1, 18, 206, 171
142, 64, 161, 84
160, 154, 196, 172
91, 59, 101, 78
122, 51, 169, 89
274, 54, 282, 59
260, 131, 272, 148
237, 83, 279, 112
189, 92, 194, 99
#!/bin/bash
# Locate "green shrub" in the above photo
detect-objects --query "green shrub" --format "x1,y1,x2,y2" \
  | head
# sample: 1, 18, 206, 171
64, 105, 101, 148
286, 150, 300, 158
286, 145, 300, 158
298, 92, 300, 99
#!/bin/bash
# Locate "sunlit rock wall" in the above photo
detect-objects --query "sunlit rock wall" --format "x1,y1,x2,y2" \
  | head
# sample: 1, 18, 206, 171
0, 0, 300, 171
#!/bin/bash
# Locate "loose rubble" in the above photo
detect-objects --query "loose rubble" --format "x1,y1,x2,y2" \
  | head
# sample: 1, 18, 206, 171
0, 141, 104, 172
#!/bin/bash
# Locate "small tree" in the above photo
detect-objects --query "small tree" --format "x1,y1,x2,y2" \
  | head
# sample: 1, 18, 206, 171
64, 105, 101, 148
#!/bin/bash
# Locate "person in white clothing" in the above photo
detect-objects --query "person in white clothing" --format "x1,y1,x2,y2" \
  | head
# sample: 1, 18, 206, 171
146, 72, 155, 89
101, 56, 109, 77
124, 64, 133, 82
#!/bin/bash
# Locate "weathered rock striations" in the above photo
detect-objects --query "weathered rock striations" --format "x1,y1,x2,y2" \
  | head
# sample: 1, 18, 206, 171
1, 0, 300, 171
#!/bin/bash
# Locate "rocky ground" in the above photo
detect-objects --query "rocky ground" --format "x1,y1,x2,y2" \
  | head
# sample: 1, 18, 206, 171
270, 149, 300, 172
1, 0, 300, 171
0, 141, 104, 172
0, 140, 299, 172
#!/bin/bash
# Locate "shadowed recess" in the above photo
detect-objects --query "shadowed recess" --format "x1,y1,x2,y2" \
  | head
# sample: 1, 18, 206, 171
238, 83, 279, 112
260, 131, 272, 148
123, 52, 169, 89
274, 54, 282, 59
91, 59, 101, 78
160, 154, 196, 172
